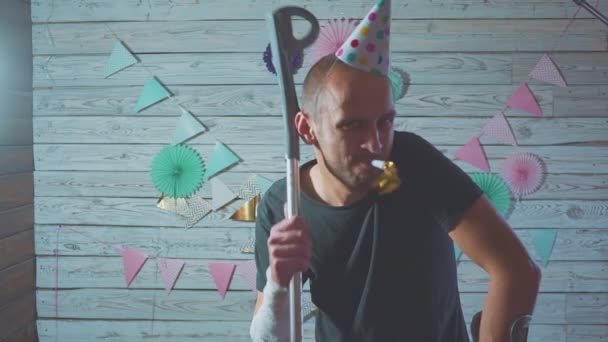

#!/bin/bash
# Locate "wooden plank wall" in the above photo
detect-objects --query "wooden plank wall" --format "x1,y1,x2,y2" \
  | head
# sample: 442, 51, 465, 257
0, 1, 38, 342
31, 0, 607, 341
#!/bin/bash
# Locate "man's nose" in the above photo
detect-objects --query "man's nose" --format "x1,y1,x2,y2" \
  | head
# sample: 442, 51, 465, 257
361, 128, 382, 154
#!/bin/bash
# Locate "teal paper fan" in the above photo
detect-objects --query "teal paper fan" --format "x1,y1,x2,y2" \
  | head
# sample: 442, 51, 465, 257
388, 68, 404, 102
470, 172, 512, 217
150, 145, 205, 198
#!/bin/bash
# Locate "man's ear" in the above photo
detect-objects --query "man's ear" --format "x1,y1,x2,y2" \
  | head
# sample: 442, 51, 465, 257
295, 111, 316, 145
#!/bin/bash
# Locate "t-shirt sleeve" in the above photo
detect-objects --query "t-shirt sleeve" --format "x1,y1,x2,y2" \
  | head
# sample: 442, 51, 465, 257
254, 189, 282, 292
406, 133, 483, 233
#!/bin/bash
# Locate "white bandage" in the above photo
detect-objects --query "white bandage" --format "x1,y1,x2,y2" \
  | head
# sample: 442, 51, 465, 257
249, 267, 290, 342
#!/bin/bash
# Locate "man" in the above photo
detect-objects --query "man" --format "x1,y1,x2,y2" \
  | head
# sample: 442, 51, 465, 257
250, 2, 541, 341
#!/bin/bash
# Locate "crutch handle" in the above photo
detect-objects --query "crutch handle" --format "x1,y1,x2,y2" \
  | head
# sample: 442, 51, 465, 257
470, 311, 533, 342
266, 7, 320, 159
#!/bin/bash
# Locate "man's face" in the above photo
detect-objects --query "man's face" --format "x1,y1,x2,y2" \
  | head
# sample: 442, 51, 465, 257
312, 67, 395, 192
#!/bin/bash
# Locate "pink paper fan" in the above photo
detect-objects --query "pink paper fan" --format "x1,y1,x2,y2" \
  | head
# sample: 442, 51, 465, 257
309, 18, 359, 66
501, 153, 546, 198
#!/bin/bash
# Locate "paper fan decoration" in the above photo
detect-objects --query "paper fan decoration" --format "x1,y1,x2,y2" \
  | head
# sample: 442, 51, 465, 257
501, 153, 545, 198
470, 172, 512, 217
150, 145, 205, 199
388, 66, 409, 102
263, 43, 303, 75
309, 18, 359, 66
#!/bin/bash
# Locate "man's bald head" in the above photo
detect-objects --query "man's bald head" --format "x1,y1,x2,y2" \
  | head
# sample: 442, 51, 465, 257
301, 54, 392, 124
301, 54, 351, 123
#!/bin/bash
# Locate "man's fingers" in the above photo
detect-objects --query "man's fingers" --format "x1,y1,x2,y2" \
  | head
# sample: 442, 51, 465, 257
270, 244, 312, 259
268, 229, 309, 244
271, 258, 310, 274
272, 216, 304, 231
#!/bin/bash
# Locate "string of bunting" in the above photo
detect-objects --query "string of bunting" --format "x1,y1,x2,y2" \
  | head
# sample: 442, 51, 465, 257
55, 225, 257, 296
448, 3, 597, 265
101, 24, 276, 228
51, 225, 319, 321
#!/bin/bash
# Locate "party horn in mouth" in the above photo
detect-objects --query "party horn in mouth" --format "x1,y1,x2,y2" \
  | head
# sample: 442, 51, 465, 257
372, 159, 401, 195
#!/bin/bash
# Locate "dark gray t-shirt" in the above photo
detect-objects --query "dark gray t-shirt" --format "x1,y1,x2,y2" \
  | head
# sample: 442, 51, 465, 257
255, 131, 483, 341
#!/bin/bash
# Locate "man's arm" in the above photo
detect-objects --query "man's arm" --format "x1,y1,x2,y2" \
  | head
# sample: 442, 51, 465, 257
449, 195, 541, 342
250, 211, 311, 342
254, 291, 264, 315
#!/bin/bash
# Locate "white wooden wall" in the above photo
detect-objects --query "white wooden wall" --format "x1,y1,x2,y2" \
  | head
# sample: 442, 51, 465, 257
31, 0, 608, 341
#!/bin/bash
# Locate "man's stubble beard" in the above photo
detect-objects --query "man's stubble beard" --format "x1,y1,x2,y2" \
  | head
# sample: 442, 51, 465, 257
316, 142, 374, 193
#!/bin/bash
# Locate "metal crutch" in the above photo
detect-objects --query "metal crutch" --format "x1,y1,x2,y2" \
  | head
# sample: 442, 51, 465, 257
266, 7, 320, 342
470, 310, 533, 342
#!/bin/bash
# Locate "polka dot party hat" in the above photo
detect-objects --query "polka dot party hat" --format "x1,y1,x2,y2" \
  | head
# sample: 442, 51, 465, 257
335, 0, 391, 76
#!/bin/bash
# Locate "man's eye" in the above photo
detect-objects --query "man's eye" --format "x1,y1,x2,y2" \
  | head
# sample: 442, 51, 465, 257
341, 121, 359, 129
380, 117, 394, 126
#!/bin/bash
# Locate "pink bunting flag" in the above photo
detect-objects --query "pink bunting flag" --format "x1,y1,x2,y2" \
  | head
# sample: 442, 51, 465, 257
529, 54, 567, 88
157, 258, 185, 294
480, 112, 518, 146
454, 137, 490, 172
208, 262, 236, 300
121, 247, 148, 287
237, 260, 257, 293
506, 83, 544, 117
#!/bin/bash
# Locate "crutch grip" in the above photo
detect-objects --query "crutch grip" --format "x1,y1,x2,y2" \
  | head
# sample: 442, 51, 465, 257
266, 7, 320, 159
470, 311, 533, 342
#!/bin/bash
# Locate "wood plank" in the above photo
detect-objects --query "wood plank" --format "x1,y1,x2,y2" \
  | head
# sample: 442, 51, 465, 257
33, 116, 608, 146
3, 320, 38, 342
566, 294, 608, 324
36, 256, 608, 292
31, 83, 607, 118
35, 288, 607, 324
33, 144, 608, 174
0, 173, 33, 211
34, 196, 252, 228
37, 319, 316, 342
33, 84, 563, 118
553, 85, 608, 117
566, 324, 608, 342
32, 52, 512, 87
34, 171, 608, 201
32, 19, 606, 55
0, 229, 35, 271
34, 225, 608, 260
33, 170, 279, 199
33, 225, 255, 258
0, 146, 33, 176
514, 53, 608, 86
35, 196, 608, 229
30, 0, 608, 21
0, 204, 34, 239
0, 258, 36, 308
34, 320, 608, 342
35, 289, 260, 321
0, 292, 36, 340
